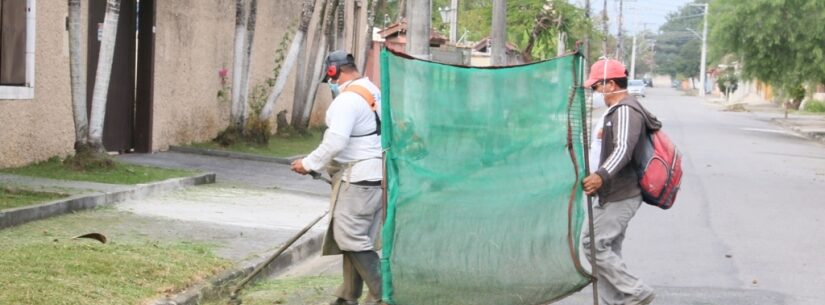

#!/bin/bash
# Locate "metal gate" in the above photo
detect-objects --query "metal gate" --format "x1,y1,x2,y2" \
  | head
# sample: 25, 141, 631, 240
87, 0, 154, 153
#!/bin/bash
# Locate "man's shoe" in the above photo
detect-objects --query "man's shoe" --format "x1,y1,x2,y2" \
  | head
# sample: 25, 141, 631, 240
329, 298, 358, 305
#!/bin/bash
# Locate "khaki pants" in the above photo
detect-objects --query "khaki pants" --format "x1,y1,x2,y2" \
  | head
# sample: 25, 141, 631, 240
331, 183, 383, 303
582, 196, 653, 305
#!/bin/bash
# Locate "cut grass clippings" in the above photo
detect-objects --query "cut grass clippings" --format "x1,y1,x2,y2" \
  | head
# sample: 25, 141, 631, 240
191, 129, 323, 158
0, 157, 195, 185
0, 186, 68, 210
0, 209, 232, 305
204, 275, 345, 305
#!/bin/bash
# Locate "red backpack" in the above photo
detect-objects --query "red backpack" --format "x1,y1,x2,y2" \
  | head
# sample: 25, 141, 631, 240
636, 126, 683, 209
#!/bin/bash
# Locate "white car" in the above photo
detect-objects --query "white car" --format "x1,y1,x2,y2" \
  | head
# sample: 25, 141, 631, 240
628, 79, 646, 97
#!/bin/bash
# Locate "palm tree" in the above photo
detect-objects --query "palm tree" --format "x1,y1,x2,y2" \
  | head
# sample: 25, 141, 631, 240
296, 0, 338, 130
230, 0, 247, 130
258, 0, 317, 122
88, 0, 121, 151
238, 0, 258, 127
68, 0, 88, 150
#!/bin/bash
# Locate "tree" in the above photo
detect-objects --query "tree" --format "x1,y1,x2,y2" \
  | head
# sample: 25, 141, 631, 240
292, 0, 335, 131
654, 0, 707, 80
258, 0, 317, 122
710, 0, 825, 98
230, 0, 247, 131
238, 0, 258, 129
88, 0, 121, 152
68, 0, 88, 150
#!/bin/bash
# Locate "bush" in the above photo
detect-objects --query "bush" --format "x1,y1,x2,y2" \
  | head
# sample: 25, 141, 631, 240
803, 100, 825, 113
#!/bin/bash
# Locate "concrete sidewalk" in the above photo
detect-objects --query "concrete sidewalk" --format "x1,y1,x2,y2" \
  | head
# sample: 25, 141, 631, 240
707, 98, 825, 144
119, 151, 330, 196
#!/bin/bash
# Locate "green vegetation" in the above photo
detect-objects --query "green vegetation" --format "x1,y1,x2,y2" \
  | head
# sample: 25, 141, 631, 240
710, 0, 825, 102
205, 276, 348, 305
0, 209, 231, 305
0, 157, 194, 185
377, 0, 605, 61
193, 128, 323, 158
0, 186, 68, 210
655, 0, 709, 80
804, 100, 825, 113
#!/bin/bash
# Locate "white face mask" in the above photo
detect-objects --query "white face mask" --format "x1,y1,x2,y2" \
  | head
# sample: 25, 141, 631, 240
592, 92, 607, 109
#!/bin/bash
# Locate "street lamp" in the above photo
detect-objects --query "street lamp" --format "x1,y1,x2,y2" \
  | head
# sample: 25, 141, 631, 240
688, 3, 709, 97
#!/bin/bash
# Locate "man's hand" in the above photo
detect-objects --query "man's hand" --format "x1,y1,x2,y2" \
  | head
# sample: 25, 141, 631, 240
291, 159, 309, 175
582, 173, 603, 196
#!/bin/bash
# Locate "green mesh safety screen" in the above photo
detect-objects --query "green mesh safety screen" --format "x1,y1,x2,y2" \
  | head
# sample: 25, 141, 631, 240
380, 49, 591, 305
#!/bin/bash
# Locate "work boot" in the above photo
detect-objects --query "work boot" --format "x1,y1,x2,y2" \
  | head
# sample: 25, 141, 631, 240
329, 297, 358, 305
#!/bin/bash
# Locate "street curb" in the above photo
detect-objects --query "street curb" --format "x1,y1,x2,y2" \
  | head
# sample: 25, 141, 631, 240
168, 146, 304, 165
151, 230, 325, 305
0, 173, 216, 229
770, 118, 825, 143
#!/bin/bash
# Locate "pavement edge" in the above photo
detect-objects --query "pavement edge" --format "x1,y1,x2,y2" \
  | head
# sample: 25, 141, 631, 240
168, 146, 304, 165
0, 173, 216, 229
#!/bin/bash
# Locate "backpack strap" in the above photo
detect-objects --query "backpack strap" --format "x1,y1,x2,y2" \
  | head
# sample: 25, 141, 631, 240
342, 84, 377, 111
341, 84, 381, 138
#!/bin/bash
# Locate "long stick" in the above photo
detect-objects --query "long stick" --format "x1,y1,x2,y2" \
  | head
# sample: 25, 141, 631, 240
229, 210, 328, 301
578, 53, 600, 305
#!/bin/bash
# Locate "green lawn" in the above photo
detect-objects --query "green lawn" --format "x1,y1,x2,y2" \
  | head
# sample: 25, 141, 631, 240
0, 158, 195, 185
0, 187, 68, 210
0, 209, 231, 305
191, 130, 323, 158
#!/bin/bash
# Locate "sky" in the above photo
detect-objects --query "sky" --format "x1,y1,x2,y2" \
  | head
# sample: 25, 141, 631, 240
570, 0, 696, 34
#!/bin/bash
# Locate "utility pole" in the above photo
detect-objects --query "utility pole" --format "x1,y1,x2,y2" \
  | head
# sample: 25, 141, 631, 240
584, 0, 590, 76
616, 0, 623, 61
406, 0, 431, 59
602, 0, 608, 57
690, 3, 709, 97
491, 0, 507, 66
629, 35, 636, 79
450, 0, 458, 44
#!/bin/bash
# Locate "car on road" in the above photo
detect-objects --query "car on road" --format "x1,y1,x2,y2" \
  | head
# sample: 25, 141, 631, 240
628, 79, 646, 97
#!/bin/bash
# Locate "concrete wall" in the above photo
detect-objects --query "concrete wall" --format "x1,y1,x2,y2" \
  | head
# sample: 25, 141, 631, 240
0, 1, 332, 167
152, 0, 306, 150
0, 3, 82, 167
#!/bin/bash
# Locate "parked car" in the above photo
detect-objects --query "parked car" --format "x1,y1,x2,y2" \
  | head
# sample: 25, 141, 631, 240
628, 79, 646, 97
643, 73, 653, 87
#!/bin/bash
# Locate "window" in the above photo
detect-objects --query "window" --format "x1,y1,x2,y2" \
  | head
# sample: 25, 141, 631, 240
0, 0, 34, 99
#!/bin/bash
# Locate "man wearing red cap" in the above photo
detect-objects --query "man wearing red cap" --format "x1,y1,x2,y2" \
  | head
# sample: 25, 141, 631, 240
581, 59, 662, 305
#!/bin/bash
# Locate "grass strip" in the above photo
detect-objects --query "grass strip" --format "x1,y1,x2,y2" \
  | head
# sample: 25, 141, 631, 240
1, 157, 195, 185
0, 186, 68, 210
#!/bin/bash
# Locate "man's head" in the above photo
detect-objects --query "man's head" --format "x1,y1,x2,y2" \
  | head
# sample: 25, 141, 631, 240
584, 59, 629, 105
324, 50, 359, 84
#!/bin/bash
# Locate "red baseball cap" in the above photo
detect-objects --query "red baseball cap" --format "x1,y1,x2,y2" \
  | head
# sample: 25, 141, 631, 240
584, 59, 627, 88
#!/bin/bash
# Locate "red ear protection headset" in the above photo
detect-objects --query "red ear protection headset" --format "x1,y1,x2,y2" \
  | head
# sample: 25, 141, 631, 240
324, 51, 355, 82
326, 65, 340, 80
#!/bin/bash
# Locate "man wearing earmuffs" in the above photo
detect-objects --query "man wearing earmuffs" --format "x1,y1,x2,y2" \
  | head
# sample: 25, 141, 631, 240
291, 50, 384, 305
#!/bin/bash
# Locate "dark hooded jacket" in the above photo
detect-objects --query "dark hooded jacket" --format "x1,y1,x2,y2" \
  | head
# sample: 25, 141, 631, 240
595, 95, 663, 204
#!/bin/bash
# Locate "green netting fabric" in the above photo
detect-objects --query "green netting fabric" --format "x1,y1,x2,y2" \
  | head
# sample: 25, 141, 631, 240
380, 48, 591, 305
